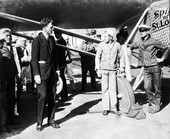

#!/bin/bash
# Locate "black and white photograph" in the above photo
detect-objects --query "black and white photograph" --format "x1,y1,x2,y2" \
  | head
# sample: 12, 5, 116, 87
0, 0, 169, 139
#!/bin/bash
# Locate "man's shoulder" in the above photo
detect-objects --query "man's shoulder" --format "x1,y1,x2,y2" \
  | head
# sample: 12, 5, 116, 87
98, 42, 105, 47
114, 42, 120, 47
33, 35, 40, 42
58, 37, 66, 45
115, 41, 120, 45
49, 35, 55, 40
34, 32, 45, 40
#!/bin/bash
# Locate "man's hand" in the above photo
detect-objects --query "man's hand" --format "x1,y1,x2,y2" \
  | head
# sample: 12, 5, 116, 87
119, 67, 125, 73
156, 58, 164, 63
118, 68, 125, 77
34, 75, 41, 84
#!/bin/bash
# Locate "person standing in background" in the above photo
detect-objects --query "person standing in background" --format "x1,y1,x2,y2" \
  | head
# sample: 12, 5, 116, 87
79, 30, 97, 92
65, 37, 77, 94
0, 28, 21, 124
0, 33, 8, 133
116, 26, 129, 45
54, 31, 69, 101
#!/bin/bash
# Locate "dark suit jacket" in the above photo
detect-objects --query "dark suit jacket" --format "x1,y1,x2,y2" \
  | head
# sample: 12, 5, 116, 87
56, 37, 67, 68
1, 46, 18, 75
31, 33, 59, 80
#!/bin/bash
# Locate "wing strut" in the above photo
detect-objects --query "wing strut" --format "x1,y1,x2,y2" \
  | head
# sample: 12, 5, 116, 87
122, 8, 149, 82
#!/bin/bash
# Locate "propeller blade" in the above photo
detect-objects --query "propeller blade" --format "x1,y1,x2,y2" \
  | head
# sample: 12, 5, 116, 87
0, 12, 101, 43
12, 32, 95, 57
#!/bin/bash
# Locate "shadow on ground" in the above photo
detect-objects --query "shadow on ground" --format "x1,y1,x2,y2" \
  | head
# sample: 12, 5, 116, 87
56, 98, 101, 124
161, 78, 170, 109
0, 79, 102, 139
1, 71, 170, 139
0, 92, 37, 139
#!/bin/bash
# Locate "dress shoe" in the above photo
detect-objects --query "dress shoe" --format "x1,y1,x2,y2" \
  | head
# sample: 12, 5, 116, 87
48, 123, 60, 128
110, 110, 120, 115
103, 110, 109, 115
148, 104, 160, 114
36, 123, 43, 132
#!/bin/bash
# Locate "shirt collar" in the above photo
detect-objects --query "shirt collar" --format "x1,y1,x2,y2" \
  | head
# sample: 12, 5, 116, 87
42, 31, 49, 40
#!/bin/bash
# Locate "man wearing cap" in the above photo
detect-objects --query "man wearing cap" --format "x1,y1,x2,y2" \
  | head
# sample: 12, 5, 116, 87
95, 29, 125, 115
31, 18, 60, 131
116, 26, 129, 45
129, 24, 170, 114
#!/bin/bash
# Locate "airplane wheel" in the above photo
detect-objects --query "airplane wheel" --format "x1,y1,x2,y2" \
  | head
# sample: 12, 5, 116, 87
56, 77, 63, 94
117, 77, 135, 114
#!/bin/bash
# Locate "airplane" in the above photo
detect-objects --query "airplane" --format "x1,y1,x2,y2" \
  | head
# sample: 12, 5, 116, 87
0, 0, 169, 111
0, 0, 165, 65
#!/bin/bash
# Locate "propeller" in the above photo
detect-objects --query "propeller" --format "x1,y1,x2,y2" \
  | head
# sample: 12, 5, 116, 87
0, 12, 101, 44
12, 32, 95, 57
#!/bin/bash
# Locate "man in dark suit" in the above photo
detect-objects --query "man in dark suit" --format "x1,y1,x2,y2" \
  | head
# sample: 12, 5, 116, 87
31, 18, 60, 131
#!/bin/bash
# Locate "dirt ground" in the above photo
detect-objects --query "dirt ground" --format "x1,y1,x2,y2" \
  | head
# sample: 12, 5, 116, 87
1, 67, 170, 139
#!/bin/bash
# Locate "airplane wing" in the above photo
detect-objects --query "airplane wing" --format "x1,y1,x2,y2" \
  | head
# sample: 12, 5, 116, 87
0, 0, 153, 34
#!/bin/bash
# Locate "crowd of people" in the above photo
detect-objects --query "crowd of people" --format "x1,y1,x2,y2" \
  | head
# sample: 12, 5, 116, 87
0, 28, 34, 133
0, 17, 170, 134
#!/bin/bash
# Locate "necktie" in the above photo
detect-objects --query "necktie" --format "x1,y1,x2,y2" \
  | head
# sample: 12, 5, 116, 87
47, 37, 52, 52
